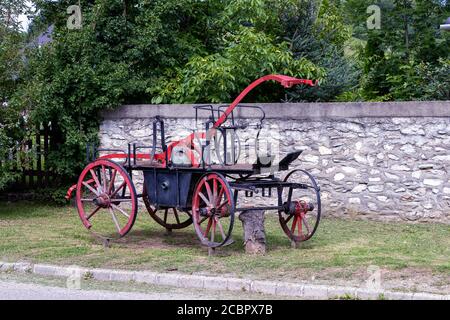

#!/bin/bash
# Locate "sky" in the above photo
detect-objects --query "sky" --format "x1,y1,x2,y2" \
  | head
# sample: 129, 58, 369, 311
17, 1, 35, 32
18, 14, 31, 31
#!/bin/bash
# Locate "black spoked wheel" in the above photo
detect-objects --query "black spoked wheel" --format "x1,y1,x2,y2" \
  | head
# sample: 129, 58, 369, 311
142, 185, 192, 230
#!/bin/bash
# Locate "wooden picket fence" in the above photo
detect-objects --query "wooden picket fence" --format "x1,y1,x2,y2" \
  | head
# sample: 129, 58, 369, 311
1, 123, 59, 191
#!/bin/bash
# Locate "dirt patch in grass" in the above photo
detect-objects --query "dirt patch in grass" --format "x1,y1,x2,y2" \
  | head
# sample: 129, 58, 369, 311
0, 202, 449, 294
116, 229, 199, 250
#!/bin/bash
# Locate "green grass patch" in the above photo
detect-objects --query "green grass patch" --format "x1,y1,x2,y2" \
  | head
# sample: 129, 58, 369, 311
0, 202, 449, 282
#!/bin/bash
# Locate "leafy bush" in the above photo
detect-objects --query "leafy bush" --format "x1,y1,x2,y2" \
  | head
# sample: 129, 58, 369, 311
284, 0, 360, 102
359, 0, 450, 101
151, 26, 324, 103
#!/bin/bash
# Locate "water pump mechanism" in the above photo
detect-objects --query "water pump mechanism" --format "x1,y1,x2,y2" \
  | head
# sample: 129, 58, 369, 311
171, 145, 193, 166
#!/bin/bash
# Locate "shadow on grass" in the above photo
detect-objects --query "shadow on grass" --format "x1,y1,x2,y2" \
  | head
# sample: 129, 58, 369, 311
109, 222, 323, 261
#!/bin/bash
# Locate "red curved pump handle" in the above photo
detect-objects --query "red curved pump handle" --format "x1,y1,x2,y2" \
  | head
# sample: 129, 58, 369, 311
213, 74, 316, 128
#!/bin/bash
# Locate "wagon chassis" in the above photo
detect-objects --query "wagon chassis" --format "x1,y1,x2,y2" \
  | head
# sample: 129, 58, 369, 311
67, 75, 322, 249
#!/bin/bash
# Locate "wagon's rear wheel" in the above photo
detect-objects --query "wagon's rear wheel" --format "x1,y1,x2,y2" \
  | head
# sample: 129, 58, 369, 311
76, 159, 137, 240
192, 173, 235, 248
142, 185, 192, 231
278, 169, 321, 243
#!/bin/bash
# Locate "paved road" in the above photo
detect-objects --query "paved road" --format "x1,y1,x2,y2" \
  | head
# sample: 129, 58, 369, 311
0, 280, 207, 300
0, 273, 282, 300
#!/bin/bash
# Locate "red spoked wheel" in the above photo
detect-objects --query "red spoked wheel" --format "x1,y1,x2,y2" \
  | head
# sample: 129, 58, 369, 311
142, 185, 192, 231
76, 159, 138, 240
192, 173, 235, 248
278, 169, 321, 243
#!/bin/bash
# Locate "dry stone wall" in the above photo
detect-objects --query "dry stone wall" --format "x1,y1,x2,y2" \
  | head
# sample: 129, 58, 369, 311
100, 102, 450, 223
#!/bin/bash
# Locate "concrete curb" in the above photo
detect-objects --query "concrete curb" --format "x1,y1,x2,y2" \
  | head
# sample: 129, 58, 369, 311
1, 261, 448, 300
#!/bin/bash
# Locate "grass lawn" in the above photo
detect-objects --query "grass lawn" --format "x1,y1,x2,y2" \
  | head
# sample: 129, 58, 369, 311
0, 202, 449, 293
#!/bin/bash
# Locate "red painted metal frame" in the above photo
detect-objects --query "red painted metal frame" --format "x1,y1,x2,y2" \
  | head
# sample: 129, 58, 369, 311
213, 74, 316, 129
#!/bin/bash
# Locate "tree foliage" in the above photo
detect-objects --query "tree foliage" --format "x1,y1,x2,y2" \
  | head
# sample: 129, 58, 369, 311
354, 0, 450, 100
0, 0, 30, 190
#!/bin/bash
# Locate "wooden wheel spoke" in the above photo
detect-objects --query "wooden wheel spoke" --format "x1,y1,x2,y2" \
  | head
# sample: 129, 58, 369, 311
86, 206, 101, 220
285, 214, 294, 224
199, 216, 208, 224
212, 179, 218, 205
81, 198, 95, 202
291, 216, 298, 234
210, 218, 216, 242
121, 182, 127, 198
82, 181, 99, 196
163, 208, 168, 223
217, 200, 229, 210
173, 208, 181, 224
301, 214, 311, 234
109, 198, 132, 202
108, 169, 117, 194
198, 192, 210, 206
89, 169, 101, 191
297, 215, 302, 236
111, 203, 130, 218
109, 207, 122, 233
101, 165, 107, 191
204, 181, 213, 203
216, 187, 224, 207
203, 218, 213, 237
110, 181, 126, 198
215, 217, 226, 240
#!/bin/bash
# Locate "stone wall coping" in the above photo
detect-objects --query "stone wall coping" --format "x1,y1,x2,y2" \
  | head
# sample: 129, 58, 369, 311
102, 101, 450, 120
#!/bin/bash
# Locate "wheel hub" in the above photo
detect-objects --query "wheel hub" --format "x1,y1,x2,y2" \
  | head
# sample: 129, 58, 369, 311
285, 200, 314, 215
199, 207, 210, 217
199, 204, 230, 218
93, 193, 111, 208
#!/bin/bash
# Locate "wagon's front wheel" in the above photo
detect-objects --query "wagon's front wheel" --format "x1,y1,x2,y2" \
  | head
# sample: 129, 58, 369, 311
192, 173, 235, 248
76, 159, 138, 240
278, 169, 321, 244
